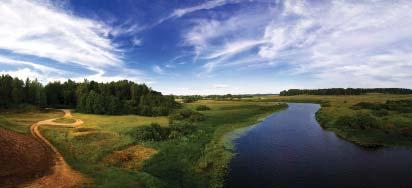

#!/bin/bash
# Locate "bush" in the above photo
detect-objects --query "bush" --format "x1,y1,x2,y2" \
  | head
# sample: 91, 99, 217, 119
132, 123, 167, 141
336, 112, 382, 129
151, 107, 170, 116
170, 124, 196, 136
195, 105, 210, 111
131, 123, 197, 142
169, 109, 206, 123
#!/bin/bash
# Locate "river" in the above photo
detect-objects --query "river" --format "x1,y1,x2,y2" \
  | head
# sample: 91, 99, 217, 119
226, 103, 412, 188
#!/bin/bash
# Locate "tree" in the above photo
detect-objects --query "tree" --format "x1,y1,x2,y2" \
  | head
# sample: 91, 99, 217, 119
0, 74, 180, 116
11, 78, 24, 104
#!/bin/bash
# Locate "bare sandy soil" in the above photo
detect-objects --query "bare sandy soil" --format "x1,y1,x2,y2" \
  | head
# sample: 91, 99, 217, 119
0, 128, 52, 187
0, 109, 91, 188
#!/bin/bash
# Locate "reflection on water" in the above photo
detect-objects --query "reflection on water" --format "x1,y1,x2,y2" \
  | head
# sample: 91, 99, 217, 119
226, 103, 412, 188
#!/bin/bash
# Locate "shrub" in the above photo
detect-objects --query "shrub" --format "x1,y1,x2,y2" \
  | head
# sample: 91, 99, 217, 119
170, 124, 196, 135
131, 123, 197, 142
169, 109, 206, 123
151, 107, 170, 116
336, 112, 382, 129
132, 123, 167, 141
195, 105, 210, 111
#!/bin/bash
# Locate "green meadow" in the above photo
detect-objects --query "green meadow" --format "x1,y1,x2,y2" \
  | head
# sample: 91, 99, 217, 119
2, 94, 412, 187
0, 108, 63, 134
39, 100, 286, 187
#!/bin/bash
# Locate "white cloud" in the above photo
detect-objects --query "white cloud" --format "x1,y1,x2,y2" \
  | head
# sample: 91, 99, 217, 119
183, 7, 273, 71
153, 65, 165, 75
171, 0, 230, 18
0, 68, 45, 82
206, 39, 263, 59
132, 38, 143, 46
183, 0, 412, 88
0, 0, 122, 69
157, 0, 236, 25
0, 55, 62, 74
0, 0, 149, 84
262, 0, 412, 87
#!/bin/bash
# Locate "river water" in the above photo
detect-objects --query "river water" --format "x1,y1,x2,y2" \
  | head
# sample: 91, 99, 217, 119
226, 103, 412, 188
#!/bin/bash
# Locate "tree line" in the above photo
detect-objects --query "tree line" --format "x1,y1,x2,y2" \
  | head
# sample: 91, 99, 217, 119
176, 94, 256, 103
279, 88, 412, 96
0, 74, 180, 116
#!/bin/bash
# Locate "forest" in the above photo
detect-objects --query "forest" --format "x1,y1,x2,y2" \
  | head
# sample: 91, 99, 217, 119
279, 88, 412, 96
0, 74, 180, 116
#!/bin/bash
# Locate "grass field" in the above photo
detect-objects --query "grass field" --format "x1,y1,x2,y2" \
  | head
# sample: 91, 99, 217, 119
41, 114, 168, 187
53, 117, 77, 124
0, 109, 63, 134
40, 100, 286, 188
249, 94, 412, 147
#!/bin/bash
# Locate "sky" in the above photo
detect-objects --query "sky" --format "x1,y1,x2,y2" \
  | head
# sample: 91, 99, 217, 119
0, 0, 412, 95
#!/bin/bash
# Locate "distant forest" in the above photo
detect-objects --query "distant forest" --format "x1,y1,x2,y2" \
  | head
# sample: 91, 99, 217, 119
0, 74, 180, 116
280, 88, 412, 96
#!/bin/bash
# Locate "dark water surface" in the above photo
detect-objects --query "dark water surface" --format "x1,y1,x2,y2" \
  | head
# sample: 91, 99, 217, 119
226, 103, 412, 188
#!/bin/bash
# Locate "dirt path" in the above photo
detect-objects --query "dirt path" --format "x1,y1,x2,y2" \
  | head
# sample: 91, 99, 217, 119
23, 109, 90, 188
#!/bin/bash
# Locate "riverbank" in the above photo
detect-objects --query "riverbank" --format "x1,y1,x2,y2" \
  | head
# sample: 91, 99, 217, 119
193, 101, 287, 187
251, 94, 412, 147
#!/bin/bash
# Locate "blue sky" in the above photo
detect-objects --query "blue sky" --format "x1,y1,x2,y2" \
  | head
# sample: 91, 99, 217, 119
0, 0, 411, 94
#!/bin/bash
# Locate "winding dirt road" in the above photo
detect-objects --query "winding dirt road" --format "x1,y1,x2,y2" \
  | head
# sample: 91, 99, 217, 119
24, 109, 90, 188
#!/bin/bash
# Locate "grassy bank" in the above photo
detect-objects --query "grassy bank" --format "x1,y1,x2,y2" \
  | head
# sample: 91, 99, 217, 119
39, 101, 286, 187
251, 94, 412, 147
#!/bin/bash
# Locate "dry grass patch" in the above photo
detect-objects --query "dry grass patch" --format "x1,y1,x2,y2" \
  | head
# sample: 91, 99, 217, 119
102, 145, 157, 171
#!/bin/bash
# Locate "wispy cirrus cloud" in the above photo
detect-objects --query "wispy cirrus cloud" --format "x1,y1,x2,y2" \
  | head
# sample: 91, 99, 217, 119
0, 0, 121, 69
171, 0, 231, 18
0, 0, 148, 83
182, 0, 412, 87
156, 0, 238, 26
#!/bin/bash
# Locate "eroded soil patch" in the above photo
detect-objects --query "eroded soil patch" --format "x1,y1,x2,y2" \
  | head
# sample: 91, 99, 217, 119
102, 145, 157, 171
0, 128, 52, 187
